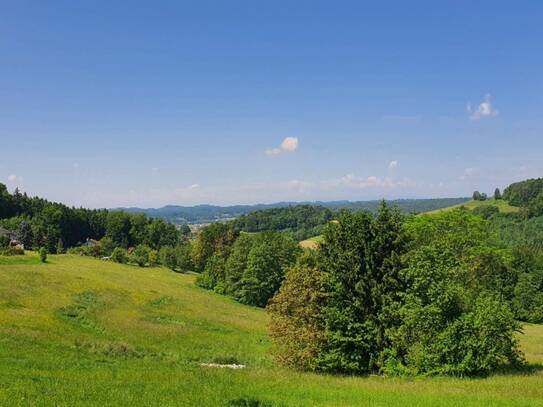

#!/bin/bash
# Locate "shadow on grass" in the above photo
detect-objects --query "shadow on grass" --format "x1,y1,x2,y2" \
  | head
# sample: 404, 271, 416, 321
492, 362, 543, 377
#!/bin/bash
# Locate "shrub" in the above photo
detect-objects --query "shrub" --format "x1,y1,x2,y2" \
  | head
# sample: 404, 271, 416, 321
472, 205, 499, 219
0, 246, 24, 256
111, 247, 128, 264
268, 253, 326, 370
131, 244, 150, 267
160, 246, 177, 270
148, 249, 159, 266
175, 241, 193, 271
39, 247, 48, 263
100, 237, 115, 256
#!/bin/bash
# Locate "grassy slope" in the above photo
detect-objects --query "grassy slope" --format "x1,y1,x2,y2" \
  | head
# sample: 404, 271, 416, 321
1, 253, 542, 406
300, 199, 521, 248
424, 198, 520, 215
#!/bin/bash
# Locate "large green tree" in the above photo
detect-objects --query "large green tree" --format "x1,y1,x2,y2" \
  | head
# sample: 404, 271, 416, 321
315, 202, 406, 374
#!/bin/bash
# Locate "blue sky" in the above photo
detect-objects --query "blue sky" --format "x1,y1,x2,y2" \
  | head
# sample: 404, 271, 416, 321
1, 1, 542, 208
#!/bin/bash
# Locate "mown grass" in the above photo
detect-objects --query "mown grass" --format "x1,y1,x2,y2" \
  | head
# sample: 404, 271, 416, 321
0, 252, 542, 406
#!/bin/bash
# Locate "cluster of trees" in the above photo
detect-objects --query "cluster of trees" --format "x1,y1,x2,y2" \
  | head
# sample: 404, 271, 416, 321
0, 183, 190, 255
472, 188, 502, 201
472, 190, 488, 201
95, 240, 193, 271
231, 205, 332, 241
503, 178, 543, 217
192, 223, 301, 307
268, 204, 524, 376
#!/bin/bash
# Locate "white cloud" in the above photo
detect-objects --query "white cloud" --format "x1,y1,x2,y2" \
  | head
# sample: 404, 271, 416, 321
281, 137, 299, 152
188, 183, 201, 190
266, 137, 299, 156
388, 160, 398, 169
7, 174, 17, 182
468, 94, 498, 120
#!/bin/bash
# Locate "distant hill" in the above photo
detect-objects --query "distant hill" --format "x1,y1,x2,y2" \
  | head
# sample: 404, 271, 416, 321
425, 198, 520, 215
116, 198, 470, 224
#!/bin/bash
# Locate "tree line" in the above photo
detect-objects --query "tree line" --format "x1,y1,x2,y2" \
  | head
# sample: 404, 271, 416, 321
231, 205, 332, 241
0, 183, 189, 255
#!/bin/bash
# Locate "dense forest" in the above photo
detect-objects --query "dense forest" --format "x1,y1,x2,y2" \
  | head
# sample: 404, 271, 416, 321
0, 183, 188, 258
231, 205, 332, 240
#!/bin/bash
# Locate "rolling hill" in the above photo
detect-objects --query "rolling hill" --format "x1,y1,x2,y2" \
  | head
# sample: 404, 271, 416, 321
1, 253, 542, 406
424, 198, 520, 215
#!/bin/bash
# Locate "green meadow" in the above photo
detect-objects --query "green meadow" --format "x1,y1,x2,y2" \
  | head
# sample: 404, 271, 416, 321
425, 198, 520, 215
1, 253, 542, 406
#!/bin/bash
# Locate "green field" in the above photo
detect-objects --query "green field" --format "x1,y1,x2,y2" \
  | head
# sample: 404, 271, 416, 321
1, 253, 542, 406
425, 198, 520, 215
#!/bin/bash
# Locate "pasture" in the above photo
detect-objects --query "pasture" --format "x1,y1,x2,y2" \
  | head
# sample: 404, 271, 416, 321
0, 253, 542, 406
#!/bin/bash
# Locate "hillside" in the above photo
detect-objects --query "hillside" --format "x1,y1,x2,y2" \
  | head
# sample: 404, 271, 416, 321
1, 253, 542, 406
425, 198, 521, 215
299, 199, 520, 248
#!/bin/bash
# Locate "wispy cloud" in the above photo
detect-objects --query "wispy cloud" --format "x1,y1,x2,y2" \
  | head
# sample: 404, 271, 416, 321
388, 160, 398, 169
468, 94, 498, 120
327, 174, 413, 190
459, 167, 476, 180
265, 137, 299, 156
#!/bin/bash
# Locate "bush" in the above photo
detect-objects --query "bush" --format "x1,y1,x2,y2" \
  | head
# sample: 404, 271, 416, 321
268, 253, 326, 370
0, 246, 24, 256
175, 241, 193, 271
111, 247, 128, 264
39, 247, 48, 263
472, 205, 499, 219
100, 237, 115, 256
160, 246, 177, 270
131, 245, 150, 267
148, 249, 159, 266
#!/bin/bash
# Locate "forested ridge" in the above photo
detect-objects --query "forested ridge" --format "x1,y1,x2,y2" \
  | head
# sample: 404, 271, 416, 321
0, 183, 187, 260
